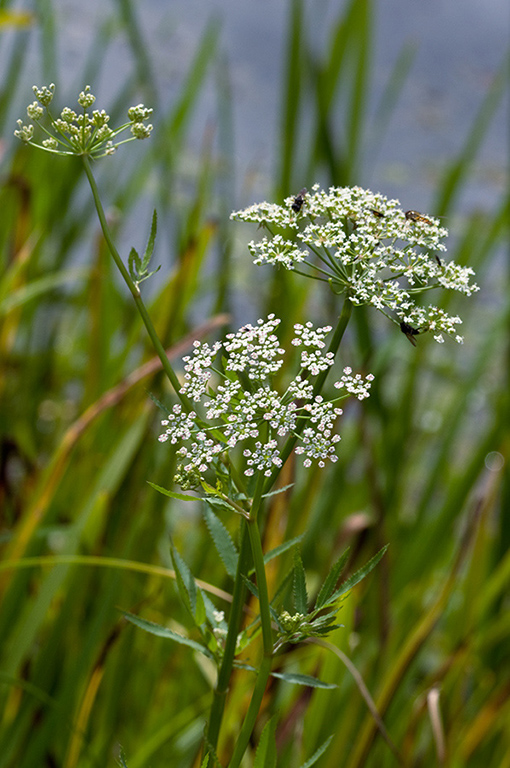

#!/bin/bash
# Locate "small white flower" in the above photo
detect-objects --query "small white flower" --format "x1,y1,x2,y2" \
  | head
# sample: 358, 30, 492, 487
158, 318, 374, 487
231, 185, 477, 345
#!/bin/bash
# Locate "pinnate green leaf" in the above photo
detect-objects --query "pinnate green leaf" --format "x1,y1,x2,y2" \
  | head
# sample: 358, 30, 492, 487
253, 716, 277, 768
264, 535, 304, 564
315, 548, 350, 609
203, 506, 238, 578
298, 735, 334, 768
141, 209, 158, 268
128, 210, 161, 286
293, 549, 308, 614
271, 671, 336, 689
329, 545, 388, 603
147, 481, 198, 502
122, 611, 213, 657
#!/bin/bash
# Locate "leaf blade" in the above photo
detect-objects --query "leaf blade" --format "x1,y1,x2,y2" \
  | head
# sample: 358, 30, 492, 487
293, 549, 308, 614
122, 611, 212, 657
329, 545, 388, 603
203, 506, 239, 578
315, 548, 350, 609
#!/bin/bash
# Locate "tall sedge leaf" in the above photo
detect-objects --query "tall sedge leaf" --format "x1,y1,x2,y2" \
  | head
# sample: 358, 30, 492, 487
366, 42, 415, 169
346, 0, 371, 181
0, 410, 151, 672
0, 267, 87, 317
278, 0, 304, 195
115, 0, 157, 106
165, 19, 220, 147
434, 53, 509, 216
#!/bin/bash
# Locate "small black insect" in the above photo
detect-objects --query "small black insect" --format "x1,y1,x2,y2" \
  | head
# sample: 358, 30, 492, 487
435, 255, 443, 267
405, 209, 433, 225
369, 208, 385, 218
400, 321, 427, 346
291, 188, 307, 213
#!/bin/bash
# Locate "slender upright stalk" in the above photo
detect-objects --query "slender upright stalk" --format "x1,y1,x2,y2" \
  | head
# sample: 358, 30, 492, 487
227, 515, 273, 768
205, 444, 269, 753
81, 156, 192, 411
205, 524, 251, 748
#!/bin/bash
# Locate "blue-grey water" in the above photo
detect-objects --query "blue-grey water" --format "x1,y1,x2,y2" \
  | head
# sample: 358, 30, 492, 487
40, 0, 507, 213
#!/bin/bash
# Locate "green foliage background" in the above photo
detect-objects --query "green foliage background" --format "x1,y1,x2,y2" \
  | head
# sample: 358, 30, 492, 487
0, 1, 509, 766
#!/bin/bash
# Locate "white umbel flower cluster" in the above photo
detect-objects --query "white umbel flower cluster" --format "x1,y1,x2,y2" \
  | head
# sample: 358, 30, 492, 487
231, 185, 479, 344
158, 316, 374, 487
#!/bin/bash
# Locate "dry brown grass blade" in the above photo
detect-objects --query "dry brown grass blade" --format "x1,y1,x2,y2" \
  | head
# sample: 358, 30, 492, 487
427, 687, 446, 764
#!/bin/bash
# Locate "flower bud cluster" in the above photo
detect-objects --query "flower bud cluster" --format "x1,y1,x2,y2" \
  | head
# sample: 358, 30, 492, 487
231, 185, 478, 344
14, 84, 153, 158
32, 83, 55, 106
158, 316, 374, 487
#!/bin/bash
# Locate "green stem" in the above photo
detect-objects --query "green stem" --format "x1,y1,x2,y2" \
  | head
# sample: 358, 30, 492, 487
206, 522, 252, 750
206, 474, 273, 760
246, 522, 273, 654
227, 516, 273, 768
227, 656, 272, 768
81, 156, 192, 411
205, 469, 268, 754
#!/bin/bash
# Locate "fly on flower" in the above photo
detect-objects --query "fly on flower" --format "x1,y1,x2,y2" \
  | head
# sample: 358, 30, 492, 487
291, 188, 307, 213
400, 322, 429, 346
405, 210, 433, 225
231, 184, 479, 345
